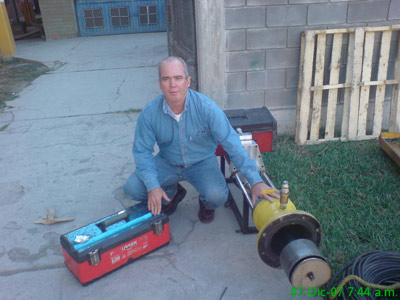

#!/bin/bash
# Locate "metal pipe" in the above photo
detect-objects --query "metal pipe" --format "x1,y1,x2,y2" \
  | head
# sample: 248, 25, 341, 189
235, 171, 280, 210
234, 173, 254, 209
262, 172, 277, 190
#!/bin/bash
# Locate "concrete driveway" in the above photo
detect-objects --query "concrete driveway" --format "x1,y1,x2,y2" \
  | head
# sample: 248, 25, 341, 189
0, 33, 314, 300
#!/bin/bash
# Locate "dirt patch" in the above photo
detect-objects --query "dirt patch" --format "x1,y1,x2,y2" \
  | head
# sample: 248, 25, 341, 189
0, 58, 48, 110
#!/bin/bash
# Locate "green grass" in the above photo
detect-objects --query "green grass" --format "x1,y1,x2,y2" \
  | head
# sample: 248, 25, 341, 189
0, 123, 10, 131
0, 58, 48, 110
262, 135, 400, 274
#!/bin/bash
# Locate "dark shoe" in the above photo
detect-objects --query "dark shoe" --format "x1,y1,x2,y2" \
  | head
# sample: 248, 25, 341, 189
198, 199, 215, 224
161, 183, 186, 216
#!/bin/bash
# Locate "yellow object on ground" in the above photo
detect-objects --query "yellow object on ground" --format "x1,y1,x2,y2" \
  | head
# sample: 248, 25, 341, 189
0, 1, 15, 60
379, 132, 400, 167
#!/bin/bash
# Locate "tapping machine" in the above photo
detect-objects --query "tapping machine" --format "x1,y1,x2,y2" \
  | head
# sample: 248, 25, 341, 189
226, 128, 332, 288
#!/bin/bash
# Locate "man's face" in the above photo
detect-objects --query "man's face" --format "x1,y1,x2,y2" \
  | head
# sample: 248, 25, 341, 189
159, 60, 191, 106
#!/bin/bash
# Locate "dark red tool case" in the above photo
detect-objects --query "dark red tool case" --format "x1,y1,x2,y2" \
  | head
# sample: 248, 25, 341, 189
60, 203, 169, 285
216, 106, 277, 156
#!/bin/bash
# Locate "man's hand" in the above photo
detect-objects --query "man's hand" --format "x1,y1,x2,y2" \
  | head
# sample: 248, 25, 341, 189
251, 182, 280, 206
148, 187, 170, 215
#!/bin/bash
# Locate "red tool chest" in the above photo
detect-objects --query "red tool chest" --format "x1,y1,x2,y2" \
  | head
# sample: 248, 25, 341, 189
216, 106, 277, 155
60, 203, 169, 285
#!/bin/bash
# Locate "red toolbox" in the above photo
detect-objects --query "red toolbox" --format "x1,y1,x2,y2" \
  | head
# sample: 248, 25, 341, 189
216, 107, 277, 156
60, 203, 169, 285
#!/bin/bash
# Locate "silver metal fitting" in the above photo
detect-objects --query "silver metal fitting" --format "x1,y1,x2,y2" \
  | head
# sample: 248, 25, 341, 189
280, 181, 289, 209
152, 220, 164, 235
88, 249, 101, 266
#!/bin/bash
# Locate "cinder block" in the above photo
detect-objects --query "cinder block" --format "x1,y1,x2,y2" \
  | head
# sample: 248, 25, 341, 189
289, 0, 327, 3
226, 30, 246, 51
286, 68, 299, 88
227, 51, 265, 72
367, 20, 400, 27
266, 69, 285, 89
389, 1, 400, 20
224, 0, 246, 7
389, 40, 398, 64
265, 88, 297, 107
247, 0, 287, 5
225, 7, 266, 29
227, 72, 246, 92
226, 91, 265, 109
267, 5, 307, 27
348, 0, 390, 23
326, 23, 366, 30
287, 27, 303, 48
266, 48, 299, 69
287, 26, 329, 48
387, 59, 395, 80
247, 28, 287, 49
308, 3, 347, 25
247, 71, 266, 90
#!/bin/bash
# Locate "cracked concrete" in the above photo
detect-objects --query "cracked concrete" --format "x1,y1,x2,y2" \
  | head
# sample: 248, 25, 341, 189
0, 33, 316, 300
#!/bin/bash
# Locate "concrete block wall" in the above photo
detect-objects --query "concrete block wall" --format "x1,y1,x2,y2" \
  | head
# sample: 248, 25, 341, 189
39, 0, 78, 40
224, 0, 400, 133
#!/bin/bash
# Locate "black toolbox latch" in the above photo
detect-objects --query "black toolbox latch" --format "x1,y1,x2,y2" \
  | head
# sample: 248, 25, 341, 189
88, 249, 101, 266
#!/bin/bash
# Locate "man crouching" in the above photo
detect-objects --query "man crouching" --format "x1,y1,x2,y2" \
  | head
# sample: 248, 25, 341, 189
124, 56, 277, 223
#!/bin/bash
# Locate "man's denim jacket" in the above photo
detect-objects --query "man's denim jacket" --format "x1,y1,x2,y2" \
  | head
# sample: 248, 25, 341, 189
133, 89, 263, 192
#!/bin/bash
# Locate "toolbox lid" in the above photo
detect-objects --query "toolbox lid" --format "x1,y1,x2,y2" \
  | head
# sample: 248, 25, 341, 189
224, 107, 277, 133
60, 203, 168, 264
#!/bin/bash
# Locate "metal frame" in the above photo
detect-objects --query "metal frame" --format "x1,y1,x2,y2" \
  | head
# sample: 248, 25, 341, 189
221, 156, 257, 234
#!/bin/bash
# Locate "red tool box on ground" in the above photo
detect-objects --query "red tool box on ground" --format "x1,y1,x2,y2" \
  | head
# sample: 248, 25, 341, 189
60, 203, 169, 285
216, 106, 277, 156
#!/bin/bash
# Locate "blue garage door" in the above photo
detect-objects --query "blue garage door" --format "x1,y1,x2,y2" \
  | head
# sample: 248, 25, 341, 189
75, 0, 166, 36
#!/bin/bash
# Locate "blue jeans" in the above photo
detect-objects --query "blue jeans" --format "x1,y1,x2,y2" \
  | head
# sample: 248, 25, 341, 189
123, 155, 228, 210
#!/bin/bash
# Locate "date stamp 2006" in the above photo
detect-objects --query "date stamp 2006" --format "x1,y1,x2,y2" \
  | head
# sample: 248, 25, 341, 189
291, 287, 398, 298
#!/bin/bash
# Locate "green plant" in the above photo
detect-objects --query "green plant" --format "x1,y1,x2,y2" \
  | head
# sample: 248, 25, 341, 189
0, 123, 10, 131
262, 136, 400, 274
0, 58, 48, 108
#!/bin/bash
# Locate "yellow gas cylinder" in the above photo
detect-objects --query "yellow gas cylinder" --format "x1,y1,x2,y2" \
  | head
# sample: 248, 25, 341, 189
252, 181, 331, 288
0, 0, 15, 60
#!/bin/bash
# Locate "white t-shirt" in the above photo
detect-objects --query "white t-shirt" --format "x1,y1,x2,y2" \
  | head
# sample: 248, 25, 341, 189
171, 112, 182, 122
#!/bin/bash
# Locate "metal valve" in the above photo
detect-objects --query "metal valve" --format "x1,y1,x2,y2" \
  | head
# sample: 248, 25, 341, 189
280, 181, 289, 209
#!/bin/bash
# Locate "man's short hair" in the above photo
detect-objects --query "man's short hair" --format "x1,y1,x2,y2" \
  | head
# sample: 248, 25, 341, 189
158, 56, 189, 78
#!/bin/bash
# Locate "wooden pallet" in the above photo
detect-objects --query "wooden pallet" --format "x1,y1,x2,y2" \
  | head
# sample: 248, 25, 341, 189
295, 25, 400, 145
